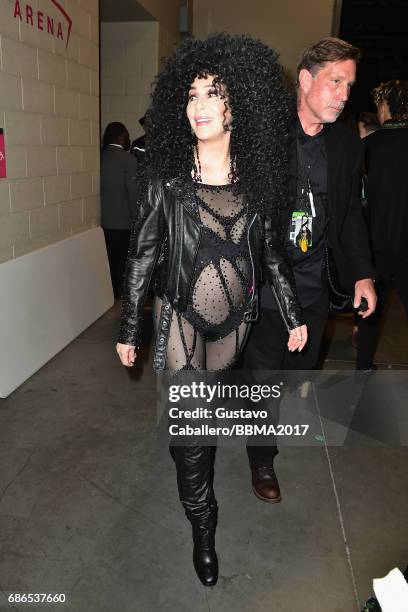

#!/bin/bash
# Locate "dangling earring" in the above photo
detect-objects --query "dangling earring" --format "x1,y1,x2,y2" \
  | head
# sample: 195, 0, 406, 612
192, 144, 202, 183
228, 154, 237, 183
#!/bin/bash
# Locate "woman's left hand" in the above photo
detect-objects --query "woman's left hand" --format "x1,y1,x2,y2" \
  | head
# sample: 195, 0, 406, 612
287, 324, 308, 352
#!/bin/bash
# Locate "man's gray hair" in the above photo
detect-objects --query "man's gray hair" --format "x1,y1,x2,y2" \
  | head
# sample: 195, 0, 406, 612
296, 37, 361, 84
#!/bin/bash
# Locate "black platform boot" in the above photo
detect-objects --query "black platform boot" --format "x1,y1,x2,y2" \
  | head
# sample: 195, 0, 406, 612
192, 505, 218, 586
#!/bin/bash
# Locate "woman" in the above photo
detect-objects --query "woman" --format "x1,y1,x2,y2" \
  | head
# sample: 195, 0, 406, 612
116, 33, 307, 586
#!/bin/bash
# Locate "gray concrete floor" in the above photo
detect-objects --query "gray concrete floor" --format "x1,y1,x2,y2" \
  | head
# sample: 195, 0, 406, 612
0, 294, 407, 612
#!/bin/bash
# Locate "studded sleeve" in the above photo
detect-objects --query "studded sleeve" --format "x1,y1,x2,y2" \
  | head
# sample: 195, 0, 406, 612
118, 180, 166, 347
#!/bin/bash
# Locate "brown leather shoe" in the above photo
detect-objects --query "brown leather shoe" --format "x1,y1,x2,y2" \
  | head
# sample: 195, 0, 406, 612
251, 464, 281, 503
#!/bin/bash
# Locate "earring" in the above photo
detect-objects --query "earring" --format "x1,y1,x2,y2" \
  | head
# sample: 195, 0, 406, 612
228, 155, 237, 183
192, 144, 202, 183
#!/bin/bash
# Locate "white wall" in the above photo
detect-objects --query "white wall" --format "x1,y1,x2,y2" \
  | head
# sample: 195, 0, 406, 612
0, 0, 114, 397
0, 0, 101, 263
0, 227, 113, 397
193, 0, 336, 77
101, 21, 158, 141
136, 0, 187, 65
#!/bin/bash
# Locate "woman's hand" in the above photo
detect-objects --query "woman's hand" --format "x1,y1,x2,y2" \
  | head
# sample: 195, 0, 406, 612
116, 343, 137, 367
287, 324, 308, 352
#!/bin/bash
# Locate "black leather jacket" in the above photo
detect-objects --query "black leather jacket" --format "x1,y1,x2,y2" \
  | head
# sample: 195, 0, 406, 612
118, 179, 304, 365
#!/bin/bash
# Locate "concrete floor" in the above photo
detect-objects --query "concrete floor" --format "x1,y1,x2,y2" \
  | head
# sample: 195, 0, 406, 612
0, 294, 407, 612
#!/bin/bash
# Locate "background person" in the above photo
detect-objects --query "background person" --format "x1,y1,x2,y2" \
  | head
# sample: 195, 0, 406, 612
351, 111, 380, 348
358, 111, 381, 139
101, 122, 140, 299
243, 37, 377, 492
356, 79, 408, 369
130, 115, 147, 165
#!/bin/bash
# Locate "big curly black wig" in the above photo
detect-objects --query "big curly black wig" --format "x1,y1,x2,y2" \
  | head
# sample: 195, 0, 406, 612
144, 33, 295, 214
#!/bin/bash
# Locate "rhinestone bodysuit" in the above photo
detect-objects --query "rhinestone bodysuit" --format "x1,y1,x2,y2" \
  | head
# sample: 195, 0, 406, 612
153, 183, 253, 371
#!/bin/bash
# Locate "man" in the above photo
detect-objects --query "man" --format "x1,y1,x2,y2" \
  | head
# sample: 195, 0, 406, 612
356, 79, 408, 369
243, 38, 377, 502
130, 115, 146, 165
101, 122, 140, 299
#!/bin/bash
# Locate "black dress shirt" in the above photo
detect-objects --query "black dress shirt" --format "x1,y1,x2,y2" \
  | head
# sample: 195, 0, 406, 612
262, 120, 329, 309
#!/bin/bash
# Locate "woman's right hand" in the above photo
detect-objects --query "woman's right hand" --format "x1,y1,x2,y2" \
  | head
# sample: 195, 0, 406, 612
116, 343, 137, 367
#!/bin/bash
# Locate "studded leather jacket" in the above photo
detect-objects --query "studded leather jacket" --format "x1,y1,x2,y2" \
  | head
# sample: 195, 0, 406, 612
118, 179, 304, 367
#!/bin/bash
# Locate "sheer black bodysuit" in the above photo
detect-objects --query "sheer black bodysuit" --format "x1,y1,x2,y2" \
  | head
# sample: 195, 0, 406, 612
153, 183, 253, 371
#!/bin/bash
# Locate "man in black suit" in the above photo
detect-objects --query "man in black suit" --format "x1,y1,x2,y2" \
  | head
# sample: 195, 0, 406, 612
356, 79, 408, 369
243, 38, 377, 502
101, 122, 140, 299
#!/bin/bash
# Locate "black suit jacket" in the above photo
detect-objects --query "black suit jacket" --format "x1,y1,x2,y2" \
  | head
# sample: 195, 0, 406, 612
100, 145, 141, 230
281, 120, 376, 295
326, 121, 376, 291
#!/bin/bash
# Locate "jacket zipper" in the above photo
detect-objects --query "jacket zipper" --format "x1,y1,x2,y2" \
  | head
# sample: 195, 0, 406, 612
244, 212, 258, 321
186, 228, 201, 303
262, 216, 291, 332
271, 286, 290, 332
247, 212, 257, 298
174, 202, 183, 304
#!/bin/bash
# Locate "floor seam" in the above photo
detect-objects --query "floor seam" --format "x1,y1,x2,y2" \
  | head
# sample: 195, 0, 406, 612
312, 384, 361, 612
0, 450, 36, 505
324, 358, 408, 368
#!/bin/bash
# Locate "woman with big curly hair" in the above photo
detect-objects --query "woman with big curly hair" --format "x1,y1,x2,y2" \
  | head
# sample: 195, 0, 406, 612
116, 33, 307, 586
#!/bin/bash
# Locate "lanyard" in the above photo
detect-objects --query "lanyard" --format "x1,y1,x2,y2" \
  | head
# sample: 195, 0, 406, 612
296, 138, 316, 218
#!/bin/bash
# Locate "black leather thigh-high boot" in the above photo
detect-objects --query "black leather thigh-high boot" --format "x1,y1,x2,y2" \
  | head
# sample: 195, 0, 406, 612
171, 445, 218, 586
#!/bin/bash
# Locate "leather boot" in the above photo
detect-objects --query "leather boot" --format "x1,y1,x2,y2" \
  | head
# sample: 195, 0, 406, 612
251, 463, 281, 503
192, 516, 218, 586
171, 445, 218, 585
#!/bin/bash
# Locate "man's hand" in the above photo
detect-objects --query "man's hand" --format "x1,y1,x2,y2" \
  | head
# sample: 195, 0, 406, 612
116, 343, 137, 366
288, 324, 308, 352
354, 279, 377, 318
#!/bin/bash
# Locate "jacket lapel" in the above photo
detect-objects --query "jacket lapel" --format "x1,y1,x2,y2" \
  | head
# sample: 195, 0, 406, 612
325, 124, 346, 229
280, 124, 297, 234
168, 177, 199, 219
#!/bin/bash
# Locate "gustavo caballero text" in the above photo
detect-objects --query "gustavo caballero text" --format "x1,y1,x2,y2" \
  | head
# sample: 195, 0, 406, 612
168, 407, 309, 438
169, 421, 310, 437
168, 407, 268, 419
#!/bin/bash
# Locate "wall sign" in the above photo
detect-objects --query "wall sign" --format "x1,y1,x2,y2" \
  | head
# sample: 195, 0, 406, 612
13, 0, 72, 48
0, 130, 6, 179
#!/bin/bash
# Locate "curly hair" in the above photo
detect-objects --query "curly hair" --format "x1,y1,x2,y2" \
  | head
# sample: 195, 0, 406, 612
143, 33, 295, 215
372, 79, 408, 121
